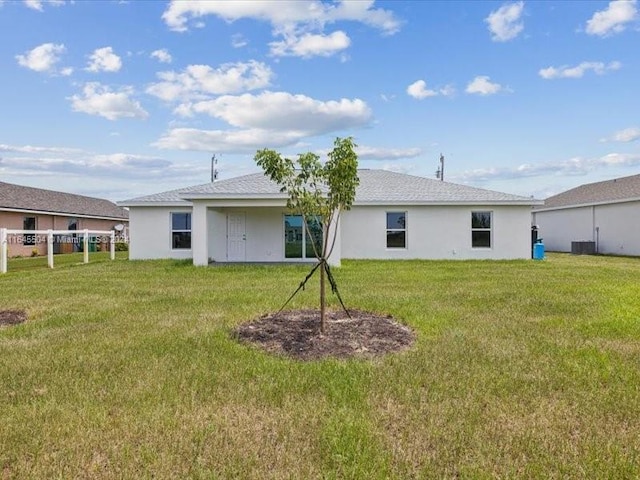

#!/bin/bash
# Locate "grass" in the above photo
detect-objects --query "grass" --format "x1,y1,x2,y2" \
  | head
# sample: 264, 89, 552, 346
1, 253, 639, 478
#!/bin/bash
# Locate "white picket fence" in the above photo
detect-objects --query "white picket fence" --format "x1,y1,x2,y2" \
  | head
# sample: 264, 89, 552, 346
0, 228, 116, 274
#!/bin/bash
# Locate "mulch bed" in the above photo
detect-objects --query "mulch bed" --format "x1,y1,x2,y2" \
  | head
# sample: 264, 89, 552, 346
0, 310, 27, 327
234, 309, 415, 360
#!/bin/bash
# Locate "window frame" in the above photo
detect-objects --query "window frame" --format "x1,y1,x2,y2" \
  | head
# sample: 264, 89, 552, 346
23, 216, 37, 246
471, 211, 492, 249
386, 211, 407, 249
283, 214, 323, 259
171, 212, 192, 250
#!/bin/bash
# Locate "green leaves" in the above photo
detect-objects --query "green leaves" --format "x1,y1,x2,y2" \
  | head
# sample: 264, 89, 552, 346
254, 137, 360, 255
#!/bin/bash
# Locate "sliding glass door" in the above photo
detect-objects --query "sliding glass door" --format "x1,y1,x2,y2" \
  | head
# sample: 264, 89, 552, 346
284, 215, 322, 259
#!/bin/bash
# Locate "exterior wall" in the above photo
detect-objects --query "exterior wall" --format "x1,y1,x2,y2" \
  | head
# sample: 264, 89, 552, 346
534, 201, 640, 255
0, 210, 125, 257
532, 207, 593, 252
128, 206, 192, 260
208, 207, 339, 264
129, 205, 342, 264
341, 205, 533, 260
129, 204, 533, 263
595, 202, 640, 256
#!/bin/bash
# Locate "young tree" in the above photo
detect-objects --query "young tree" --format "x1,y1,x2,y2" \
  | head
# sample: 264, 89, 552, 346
255, 137, 359, 333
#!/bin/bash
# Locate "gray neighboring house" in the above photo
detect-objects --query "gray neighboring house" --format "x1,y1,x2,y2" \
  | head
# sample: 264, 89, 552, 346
120, 169, 541, 266
0, 181, 129, 257
532, 173, 640, 256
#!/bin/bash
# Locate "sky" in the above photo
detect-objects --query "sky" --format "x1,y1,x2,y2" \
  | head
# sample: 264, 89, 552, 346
0, 0, 639, 202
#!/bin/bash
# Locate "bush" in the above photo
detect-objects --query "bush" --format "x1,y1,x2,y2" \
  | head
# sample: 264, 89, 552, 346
115, 242, 129, 252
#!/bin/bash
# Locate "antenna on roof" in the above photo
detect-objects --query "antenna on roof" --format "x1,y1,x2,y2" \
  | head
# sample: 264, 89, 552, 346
435, 153, 444, 181
211, 154, 219, 182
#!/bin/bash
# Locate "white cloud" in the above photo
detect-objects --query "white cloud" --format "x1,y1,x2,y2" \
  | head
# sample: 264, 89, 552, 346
146, 60, 273, 102
407, 80, 438, 99
406, 80, 455, 99
175, 91, 372, 134
269, 30, 351, 58
231, 33, 248, 48
485, 1, 525, 42
162, 0, 401, 34
356, 146, 422, 160
604, 127, 640, 142
161, 0, 399, 59
0, 144, 206, 182
0, 144, 84, 155
86, 47, 122, 73
453, 153, 640, 183
69, 82, 148, 120
154, 92, 372, 153
465, 76, 504, 95
23, 0, 65, 11
15, 42, 67, 74
24, 0, 43, 10
150, 48, 172, 63
585, 0, 637, 36
599, 152, 640, 166
539, 61, 621, 79
153, 127, 305, 153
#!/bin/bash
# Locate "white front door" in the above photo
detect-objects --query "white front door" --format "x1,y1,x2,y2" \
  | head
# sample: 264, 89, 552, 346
227, 213, 246, 261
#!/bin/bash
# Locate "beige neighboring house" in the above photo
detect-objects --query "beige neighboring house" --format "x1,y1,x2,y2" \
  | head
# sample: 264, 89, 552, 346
532, 173, 640, 256
0, 181, 128, 257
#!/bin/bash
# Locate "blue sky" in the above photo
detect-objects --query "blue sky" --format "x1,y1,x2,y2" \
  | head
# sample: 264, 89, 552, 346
1, 0, 638, 202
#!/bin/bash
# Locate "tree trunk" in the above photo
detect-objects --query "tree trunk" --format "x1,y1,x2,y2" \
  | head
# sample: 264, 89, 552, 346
320, 259, 326, 334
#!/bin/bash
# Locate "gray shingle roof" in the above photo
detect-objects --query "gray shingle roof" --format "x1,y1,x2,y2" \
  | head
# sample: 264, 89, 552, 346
0, 181, 129, 219
538, 173, 640, 210
120, 169, 539, 206
354, 170, 535, 203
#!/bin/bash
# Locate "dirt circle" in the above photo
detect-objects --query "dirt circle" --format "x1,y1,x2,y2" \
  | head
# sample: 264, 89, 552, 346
234, 309, 415, 361
0, 310, 27, 327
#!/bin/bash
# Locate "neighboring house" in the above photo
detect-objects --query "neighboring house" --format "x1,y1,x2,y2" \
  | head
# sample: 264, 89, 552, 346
0, 181, 129, 257
532, 173, 640, 256
120, 169, 541, 266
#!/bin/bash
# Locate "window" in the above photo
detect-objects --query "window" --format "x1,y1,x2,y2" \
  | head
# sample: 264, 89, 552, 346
471, 211, 492, 248
68, 218, 79, 252
386, 212, 406, 248
284, 215, 322, 259
171, 212, 191, 249
23, 216, 36, 246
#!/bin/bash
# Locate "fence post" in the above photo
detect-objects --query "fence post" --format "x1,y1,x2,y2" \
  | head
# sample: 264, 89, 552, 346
47, 230, 54, 269
0, 228, 7, 274
83, 229, 89, 264
110, 231, 116, 260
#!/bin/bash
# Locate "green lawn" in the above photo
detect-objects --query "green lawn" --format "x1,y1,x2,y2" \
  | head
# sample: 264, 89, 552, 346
1, 253, 639, 478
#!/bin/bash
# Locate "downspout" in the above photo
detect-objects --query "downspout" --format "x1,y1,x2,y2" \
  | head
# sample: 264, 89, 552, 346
592, 205, 598, 254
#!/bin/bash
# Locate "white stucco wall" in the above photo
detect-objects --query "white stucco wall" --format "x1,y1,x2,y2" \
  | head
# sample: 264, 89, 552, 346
532, 207, 593, 252
534, 201, 640, 255
128, 206, 193, 260
341, 205, 532, 260
209, 207, 340, 264
594, 202, 640, 256
130, 204, 533, 262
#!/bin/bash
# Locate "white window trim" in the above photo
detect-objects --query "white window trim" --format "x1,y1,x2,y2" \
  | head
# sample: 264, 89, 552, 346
170, 212, 192, 251
386, 211, 407, 250
471, 211, 492, 249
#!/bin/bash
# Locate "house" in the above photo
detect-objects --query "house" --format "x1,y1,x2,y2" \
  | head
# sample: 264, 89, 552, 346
0, 181, 129, 257
532, 173, 640, 256
120, 169, 541, 266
